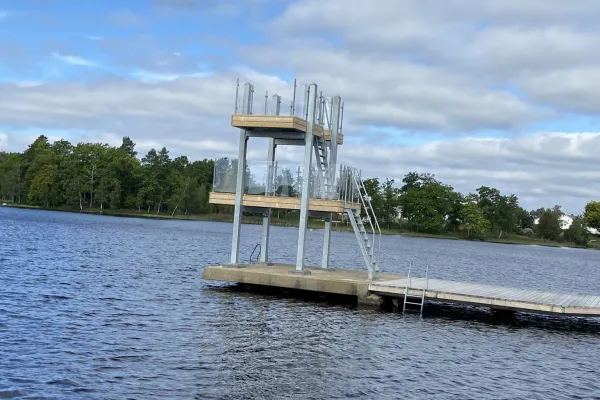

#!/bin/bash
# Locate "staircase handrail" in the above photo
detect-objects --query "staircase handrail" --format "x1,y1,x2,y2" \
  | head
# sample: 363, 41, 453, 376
349, 167, 382, 272
357, 176, 382, 269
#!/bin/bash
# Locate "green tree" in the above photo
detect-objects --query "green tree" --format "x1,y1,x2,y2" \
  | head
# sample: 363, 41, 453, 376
400, 179, 457, 233
379, 178, 401, 228
515, 207, 534, 231
362, 178, 383, 218
475, 186, 520, 238
564, 217, 589, 247
585, 201, 600, 230
28, 163, 59, 207
536, 207, 562, 241
400, 171, 437, 193
459, 197, 489, 239
0, 153, 24, 203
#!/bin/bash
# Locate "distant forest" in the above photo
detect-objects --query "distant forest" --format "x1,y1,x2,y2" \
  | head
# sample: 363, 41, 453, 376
1, 135, 599, 246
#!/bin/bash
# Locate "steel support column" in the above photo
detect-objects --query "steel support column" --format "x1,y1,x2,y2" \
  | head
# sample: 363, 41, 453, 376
230, 130, 248, 264
295, 83, 318, 271
261, 138, 277, 263
321, 96, 342, 268
321, 213, 333, 268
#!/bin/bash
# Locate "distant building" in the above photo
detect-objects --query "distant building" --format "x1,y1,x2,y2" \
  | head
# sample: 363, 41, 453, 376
533, 214, 599, 235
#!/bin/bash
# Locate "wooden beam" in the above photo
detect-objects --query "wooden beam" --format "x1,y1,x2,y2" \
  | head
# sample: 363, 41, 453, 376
209, 192, 360, 214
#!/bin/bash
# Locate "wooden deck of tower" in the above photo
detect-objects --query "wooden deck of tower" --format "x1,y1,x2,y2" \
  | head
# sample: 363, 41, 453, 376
203, 264, 600, 317
209, 192, 361, 213
231, 115, 344, 144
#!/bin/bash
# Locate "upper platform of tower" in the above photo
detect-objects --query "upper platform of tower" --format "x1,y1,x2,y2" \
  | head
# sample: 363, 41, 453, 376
230, 80, 344, 145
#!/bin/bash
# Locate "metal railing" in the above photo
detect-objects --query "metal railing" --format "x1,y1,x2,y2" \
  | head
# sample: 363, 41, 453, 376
213, 158, 366, 203
339, 166, 382, 274
231, 80, 342, 131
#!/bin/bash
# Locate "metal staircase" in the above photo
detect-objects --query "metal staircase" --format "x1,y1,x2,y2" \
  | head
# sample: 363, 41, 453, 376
313, 95, 334, 199
402, 263, 429, 316
341, 166, 381, 280
313, 134, 332, 198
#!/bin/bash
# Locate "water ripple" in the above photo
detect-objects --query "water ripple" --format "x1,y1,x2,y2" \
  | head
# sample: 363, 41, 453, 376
1, 208, 600, 399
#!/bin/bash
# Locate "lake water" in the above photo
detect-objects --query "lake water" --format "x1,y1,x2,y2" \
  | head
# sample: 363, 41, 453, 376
1, 207, 600, 399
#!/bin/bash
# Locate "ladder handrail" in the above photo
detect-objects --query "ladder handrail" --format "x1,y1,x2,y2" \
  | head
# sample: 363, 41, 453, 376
349, 171, 376, 245
402, 263, 429, 317
249, 243, 261, 264
349, 168, 382, 273
346, 207, 374, 280
420, 265, 430, 316
355, 174, 382, 270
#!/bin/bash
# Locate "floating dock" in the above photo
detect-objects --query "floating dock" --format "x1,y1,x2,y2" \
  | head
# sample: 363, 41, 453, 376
203, 264, 600, 317
203, 264, 399, 306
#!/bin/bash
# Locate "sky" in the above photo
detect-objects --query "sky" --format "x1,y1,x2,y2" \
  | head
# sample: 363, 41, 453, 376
1, 0, 600, 214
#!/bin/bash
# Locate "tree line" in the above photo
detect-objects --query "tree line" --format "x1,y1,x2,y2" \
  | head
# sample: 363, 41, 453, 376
364, 173, 600, 246
1, 135, 599, 246
0, 135, 216, 215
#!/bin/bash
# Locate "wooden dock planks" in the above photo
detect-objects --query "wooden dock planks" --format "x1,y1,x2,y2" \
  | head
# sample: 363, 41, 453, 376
369, 278, 600, 316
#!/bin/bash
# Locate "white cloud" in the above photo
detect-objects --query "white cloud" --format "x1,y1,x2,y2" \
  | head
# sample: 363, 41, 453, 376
339, 132, 600, 214
241, 46, 542, 132
87, 35, 103, 41
0, 133, 7, 151
3, 0, 600, 214
15, 81, 43, 88
52, 52, 97, 67
129, 70, 213, 82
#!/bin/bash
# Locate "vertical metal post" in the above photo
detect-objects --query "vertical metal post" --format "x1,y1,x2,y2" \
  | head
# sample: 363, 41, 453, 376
322, 213, 332, 268
338, 164, 343, 200
295, 83, 318, 272
272, 94, 281, 116
261, 139, 276, 263
230, 131, 248, 264
340, 101, 344, 133
318, 91, 323, 125
234, 78, 240, 114
344, 166, 349, 206
264, 91, 268, 115
296, 166, 301, 197
291, 79, 297, 116
249, 84, 254, 114
242, 83, 252, 115
329, 96, 342, 183
230, 82, 253, 263
320, 98, 340, 268
261, 95, 280, 263
304, 85, 310, 120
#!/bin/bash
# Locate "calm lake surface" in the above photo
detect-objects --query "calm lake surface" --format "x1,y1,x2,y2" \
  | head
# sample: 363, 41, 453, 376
1, 207, 600, 399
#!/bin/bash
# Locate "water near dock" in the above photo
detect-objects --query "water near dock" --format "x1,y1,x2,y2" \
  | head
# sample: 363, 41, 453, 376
2, 207, 600, 399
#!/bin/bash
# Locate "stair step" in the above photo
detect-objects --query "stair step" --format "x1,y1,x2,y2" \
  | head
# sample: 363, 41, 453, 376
404, 301, 423, 306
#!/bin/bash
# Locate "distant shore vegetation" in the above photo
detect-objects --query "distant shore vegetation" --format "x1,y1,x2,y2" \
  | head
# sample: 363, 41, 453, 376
2, 135, 599, 248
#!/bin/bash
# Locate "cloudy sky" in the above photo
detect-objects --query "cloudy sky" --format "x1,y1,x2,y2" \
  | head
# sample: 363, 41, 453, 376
1, 0, 599, 214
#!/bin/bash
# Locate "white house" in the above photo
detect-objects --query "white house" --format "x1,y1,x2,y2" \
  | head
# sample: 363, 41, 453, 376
534, 214, 599, 235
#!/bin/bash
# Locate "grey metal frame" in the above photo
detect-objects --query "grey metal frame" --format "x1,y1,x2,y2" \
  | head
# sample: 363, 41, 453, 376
227, 79, 386, 280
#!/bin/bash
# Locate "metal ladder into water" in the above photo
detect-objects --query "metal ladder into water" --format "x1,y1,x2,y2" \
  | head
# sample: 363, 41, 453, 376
402, 263, 430, 316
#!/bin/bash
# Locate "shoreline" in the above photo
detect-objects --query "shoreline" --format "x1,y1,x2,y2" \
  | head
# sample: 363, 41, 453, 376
3, 203, 595, 250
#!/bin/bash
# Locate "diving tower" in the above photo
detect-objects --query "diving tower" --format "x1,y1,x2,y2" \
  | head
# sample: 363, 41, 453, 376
209, 79, 381, 280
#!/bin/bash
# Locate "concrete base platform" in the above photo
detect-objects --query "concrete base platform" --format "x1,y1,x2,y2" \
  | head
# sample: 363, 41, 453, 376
202, 263, 403, 306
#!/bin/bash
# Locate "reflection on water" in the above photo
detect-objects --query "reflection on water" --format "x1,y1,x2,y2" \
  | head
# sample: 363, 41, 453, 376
1, 207, 600, 399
